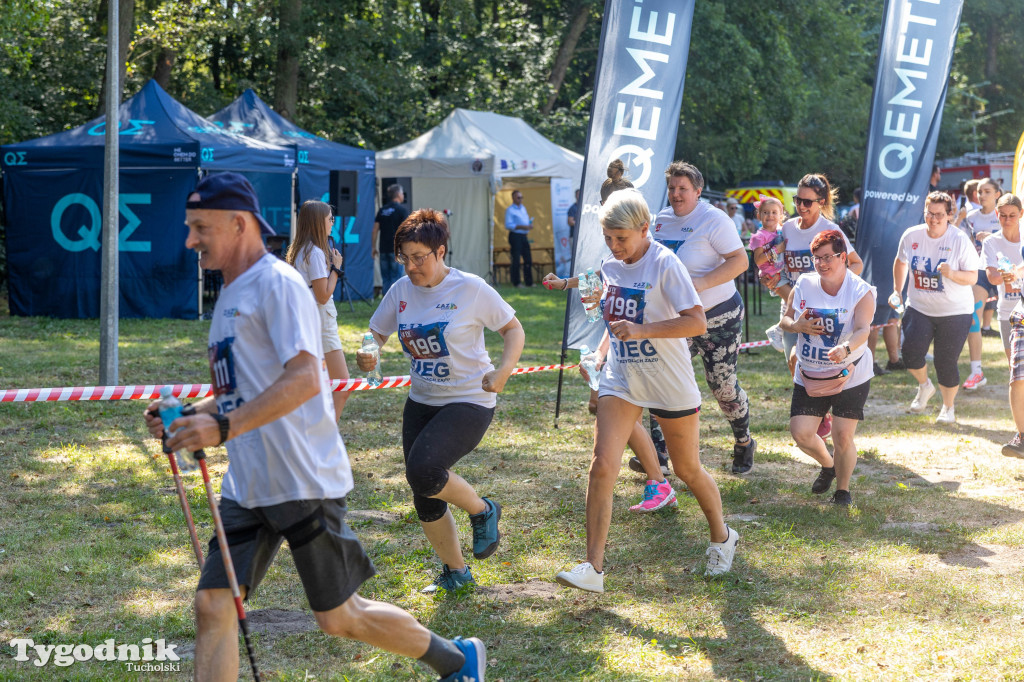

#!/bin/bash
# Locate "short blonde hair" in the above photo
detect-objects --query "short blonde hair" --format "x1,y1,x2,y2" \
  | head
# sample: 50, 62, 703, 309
599, 188, 651, 231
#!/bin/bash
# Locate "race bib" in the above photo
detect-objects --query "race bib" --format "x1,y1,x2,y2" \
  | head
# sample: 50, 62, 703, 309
912, 269, 943, 292
804, 308, 843, 346
654, 238, 685, 254
398, 322, 451, 359
208, 338, 238, 396
785, 249, 813, 275
603, 285, 646, 324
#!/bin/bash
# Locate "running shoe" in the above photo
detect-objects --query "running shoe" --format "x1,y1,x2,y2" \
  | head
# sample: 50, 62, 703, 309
817, 412, 832, 439
885, 358, 906, 371
935, 405, 956, 425
732, 437, 756, 474
908, 381, 936, 413
830, 489, 852, 506
705, 526, 739, 577
873, 362, 890, 376
811, 466, 836, 495
422, 564, 475, 594
981, 327, 1001, 338
1002, 433, 1024, 459
627, 453, 670, 477
555, 561, 604, 593
439, 637, 486, 682
629, 479, 677, 512
766, 324, 785, 352
469, 498, 501, 560
963, 372, 987, 391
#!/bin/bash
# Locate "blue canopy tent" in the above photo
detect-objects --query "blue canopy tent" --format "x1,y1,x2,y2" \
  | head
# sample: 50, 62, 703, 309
0, 79, 295, 318
209, 89, 376, 301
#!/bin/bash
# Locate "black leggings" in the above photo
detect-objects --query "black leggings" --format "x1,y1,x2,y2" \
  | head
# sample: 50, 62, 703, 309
402, 398, 495, 522
900, 307, 972, 388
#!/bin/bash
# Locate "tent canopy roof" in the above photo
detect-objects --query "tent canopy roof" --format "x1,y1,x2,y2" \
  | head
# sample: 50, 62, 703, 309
375, 108, 582, 181
1, 80, 295, 172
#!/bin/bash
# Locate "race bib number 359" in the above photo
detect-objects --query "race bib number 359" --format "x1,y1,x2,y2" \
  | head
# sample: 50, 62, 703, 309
398, 322, 451, 359
603, 285, 646, 323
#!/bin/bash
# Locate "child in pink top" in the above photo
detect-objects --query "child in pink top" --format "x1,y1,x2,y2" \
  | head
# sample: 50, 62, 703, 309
749, 195, 792, 300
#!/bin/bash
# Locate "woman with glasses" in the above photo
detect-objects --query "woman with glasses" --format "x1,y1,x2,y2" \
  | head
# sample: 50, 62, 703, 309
651, 161, 756, 474
357, 209, 525, 593
780, 230, 875, 506
286, 200, 351, 418
890, 192, 979, 425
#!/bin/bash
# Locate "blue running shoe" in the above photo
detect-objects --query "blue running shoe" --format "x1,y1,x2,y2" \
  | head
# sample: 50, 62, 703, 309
469, 498, 501, 559
422, 564, 475, 594
439, 636, 486, 682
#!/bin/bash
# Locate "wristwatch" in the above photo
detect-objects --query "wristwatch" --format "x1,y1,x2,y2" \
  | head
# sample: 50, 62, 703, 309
331, 265, 342, 277
212, 412, 230, 446
843, 342, 852, 357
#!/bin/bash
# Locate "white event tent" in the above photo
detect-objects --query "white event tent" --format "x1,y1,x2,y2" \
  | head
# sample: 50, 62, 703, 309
375, 108, 583, 279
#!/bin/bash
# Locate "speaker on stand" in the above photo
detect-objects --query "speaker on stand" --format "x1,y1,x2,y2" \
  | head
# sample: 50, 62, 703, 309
329, 170, 371, 311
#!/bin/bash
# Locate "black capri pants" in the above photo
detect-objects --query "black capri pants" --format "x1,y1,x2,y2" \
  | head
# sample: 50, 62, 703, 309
402, 397, 495, 522
900, 307, 972, 388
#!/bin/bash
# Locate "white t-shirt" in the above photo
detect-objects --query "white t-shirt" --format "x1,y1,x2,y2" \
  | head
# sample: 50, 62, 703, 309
370, 269, 516, 408
981, 232, 1023, 320
792, 270, 876, 389
208, 254, 353, 508
292, 243, 337, 320
896, 224, 979, 317
598, 239, 703, 410
965, 208, 1001, 253
781, 215, 855, 280
652, 202, 744, 309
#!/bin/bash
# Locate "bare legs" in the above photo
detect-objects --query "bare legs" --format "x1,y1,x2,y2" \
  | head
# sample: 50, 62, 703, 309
324, 348, 350, 419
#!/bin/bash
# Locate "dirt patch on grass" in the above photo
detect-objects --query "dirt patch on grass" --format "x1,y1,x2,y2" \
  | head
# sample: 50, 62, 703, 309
246, 608, 320, 636
347, 509, 403, 525
475, 579, 559, 602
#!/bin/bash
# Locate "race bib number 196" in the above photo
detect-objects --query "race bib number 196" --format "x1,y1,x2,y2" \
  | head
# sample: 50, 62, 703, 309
398, 322, 451, 359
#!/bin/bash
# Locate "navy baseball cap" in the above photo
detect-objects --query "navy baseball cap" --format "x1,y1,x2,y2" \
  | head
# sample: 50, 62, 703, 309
186, 172, 277, 237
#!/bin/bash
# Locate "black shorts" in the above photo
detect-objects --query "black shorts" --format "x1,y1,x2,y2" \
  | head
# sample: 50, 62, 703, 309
196, 497, 376, 612
978, 269, 998, 301
649, 406, 700, 419
790, 380, 871, 421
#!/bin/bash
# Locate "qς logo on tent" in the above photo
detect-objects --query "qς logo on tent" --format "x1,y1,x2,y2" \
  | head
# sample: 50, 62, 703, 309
50, 193, 152, 253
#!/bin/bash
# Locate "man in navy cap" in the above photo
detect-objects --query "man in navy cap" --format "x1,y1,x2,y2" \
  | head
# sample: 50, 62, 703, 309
144, 172, 486, 682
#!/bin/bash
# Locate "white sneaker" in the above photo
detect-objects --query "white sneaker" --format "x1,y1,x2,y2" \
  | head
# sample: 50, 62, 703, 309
936, 405, 956, 424
908, 381, 936, 413
705, 526, 740, 577
555, 561, 604, 593
765, 324, 785, 352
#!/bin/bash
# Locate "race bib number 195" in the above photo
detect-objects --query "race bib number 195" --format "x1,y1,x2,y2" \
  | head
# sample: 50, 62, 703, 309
912, 269, 943, 292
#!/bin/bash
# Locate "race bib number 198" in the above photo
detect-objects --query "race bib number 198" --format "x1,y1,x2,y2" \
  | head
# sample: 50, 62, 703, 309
603, 285, 646, 323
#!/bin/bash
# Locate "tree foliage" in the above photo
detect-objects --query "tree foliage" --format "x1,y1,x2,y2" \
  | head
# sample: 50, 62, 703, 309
2, 0, 1023, 200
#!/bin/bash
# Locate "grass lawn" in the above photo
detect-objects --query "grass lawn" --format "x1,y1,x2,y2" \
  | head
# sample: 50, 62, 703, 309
1, 285, 1023, 681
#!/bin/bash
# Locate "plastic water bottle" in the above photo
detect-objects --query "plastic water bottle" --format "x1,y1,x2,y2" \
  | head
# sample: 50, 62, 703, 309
888, 291, 905, 317
579, 345, 601, 391
997, 251, 1014, 273
361, 333, 382, 387
578, 268, 602, 323
157, 386, 198, 473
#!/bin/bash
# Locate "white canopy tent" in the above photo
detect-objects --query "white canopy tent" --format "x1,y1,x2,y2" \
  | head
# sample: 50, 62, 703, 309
376, 108, 583, 279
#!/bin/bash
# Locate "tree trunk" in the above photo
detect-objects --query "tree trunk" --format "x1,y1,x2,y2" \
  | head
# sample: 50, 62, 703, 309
153, 47, 176, 90
541, 1, 591, 115
273, 0, 303, 120
96, 0, 136, 113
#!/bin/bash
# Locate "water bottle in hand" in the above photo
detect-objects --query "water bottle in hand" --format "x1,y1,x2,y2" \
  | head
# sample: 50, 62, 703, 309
579, 345, 601, 391
888, 291, 905, 317
361, 333, 382, 387
579, 268, 602, 323
157, 386, 198, 473
997, 251, 1014, 273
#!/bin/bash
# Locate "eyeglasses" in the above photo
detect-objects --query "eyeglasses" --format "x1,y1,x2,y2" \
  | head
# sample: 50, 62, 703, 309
812, 253, 843, 264
925, 211, 948, 220
793, 196, 821, 208
396, 250, 435, 266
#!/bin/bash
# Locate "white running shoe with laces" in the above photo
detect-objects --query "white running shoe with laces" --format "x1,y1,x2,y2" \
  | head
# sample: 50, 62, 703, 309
936, 405, 956, 424
908, 381, 936, 413
705, 526, 740, 577
963, 372, 987, 391
555, 561, 605, 593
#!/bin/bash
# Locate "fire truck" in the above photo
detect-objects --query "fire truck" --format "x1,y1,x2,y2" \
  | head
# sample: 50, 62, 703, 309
936, 152, 1014, 195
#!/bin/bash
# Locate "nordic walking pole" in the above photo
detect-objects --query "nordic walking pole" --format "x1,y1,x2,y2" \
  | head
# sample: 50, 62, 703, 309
147, 407, 205, 569
193, 448, 261, 682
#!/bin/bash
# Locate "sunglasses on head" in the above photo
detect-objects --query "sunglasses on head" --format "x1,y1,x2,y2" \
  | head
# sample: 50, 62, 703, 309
793, 196, 821, 208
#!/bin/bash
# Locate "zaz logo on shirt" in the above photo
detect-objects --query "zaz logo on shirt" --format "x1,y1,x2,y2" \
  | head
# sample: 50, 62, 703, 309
223, 307, 241, 318
631, 282, 653, 290
435, 303, 458, 310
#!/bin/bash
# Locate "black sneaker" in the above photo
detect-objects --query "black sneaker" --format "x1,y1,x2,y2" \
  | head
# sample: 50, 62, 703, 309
731, 438, 756, 474
830, 489, 852, 506
628, 454, 670, 476
873, 362, 890, 376
811, 466, 836, 494
981, 327, 1001, 338
1002, 433, 1024, 459
885, 358, 906, 371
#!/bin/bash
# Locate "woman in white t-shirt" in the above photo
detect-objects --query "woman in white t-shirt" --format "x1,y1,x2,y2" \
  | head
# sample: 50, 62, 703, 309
982, 193, 1023, 360
998, 196, 1024, 459
651, 161, 756, 474
554, 189, 738, 594
286, 200, 350, 419
780, 230, 875, 506
961, 177, 1004, 390
358, 209, 525, 594
890, 192, 979, 424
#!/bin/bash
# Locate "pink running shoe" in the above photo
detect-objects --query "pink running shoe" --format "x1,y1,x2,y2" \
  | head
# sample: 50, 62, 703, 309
630, 479, 677, 512
963, 372, 987, 391
817, 412, 832, 439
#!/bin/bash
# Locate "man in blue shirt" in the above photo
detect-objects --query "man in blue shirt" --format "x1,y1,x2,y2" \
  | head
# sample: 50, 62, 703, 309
504, 190, 533, 287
